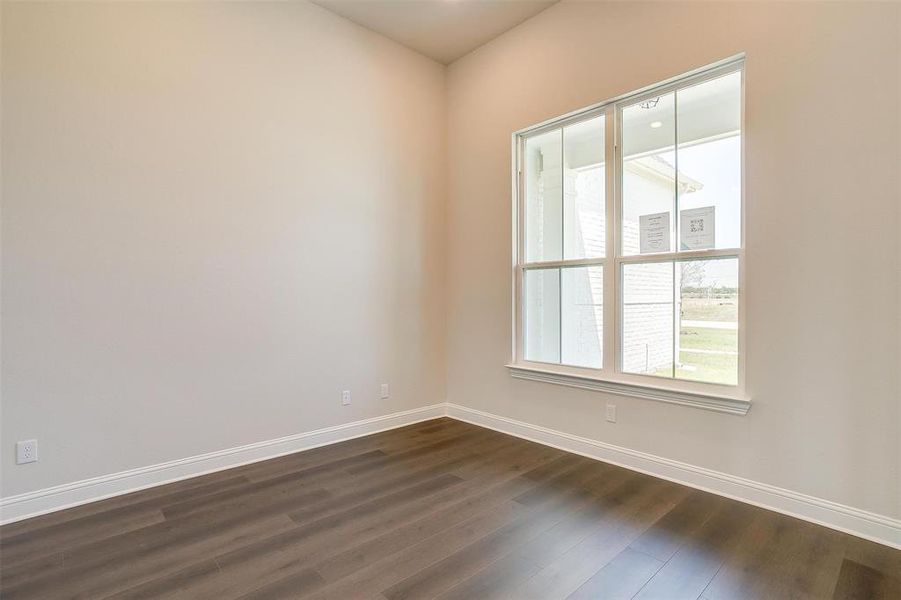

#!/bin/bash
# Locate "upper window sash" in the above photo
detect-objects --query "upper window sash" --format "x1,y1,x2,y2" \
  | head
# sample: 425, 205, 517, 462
617, 65, 743, 260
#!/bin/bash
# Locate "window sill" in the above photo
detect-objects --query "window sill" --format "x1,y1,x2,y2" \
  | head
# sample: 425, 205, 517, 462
506, 364, 751, 416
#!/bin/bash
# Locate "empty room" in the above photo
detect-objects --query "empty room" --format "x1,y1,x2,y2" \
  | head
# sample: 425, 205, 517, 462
1, 0, 899, 598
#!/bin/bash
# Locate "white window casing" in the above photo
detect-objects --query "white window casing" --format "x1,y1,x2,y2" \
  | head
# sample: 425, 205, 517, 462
510, 55, 750, 415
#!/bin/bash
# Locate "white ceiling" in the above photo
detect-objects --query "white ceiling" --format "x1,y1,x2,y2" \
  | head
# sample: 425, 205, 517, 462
312, 0, 560, 64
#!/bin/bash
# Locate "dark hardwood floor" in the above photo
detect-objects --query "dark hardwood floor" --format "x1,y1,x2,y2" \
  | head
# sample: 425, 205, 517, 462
1, 418, 898, 599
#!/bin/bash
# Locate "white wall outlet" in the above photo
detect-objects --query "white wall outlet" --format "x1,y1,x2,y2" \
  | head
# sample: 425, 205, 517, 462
16, 439, 38, 464
606, 403, 616, 423
380, 383, 390, 399
341, 390, 351, 406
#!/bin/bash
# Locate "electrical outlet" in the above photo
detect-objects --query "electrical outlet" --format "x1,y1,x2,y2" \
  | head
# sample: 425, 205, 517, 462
606, 404, 616, 423
341, 390, 351, 406
380, 383, 389, 399
16, 439, 37, 464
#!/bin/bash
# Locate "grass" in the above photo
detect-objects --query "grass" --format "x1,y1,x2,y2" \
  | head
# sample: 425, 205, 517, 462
679, 327, 737, 352
652, 326, 738, 386
675, 351, 738, 385
680, 297, 738, 321
645, 294, 740, 385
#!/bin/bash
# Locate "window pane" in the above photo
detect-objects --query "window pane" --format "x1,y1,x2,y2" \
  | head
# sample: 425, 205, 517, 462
523, 268, 560, 363
561, 266, 603, 368
677, 71, 742, 251
676, 258, 739, 384
524, 130, 563, 263
621, 92, 675, 256
622, 262, 674, 377
563, 116, 605, 259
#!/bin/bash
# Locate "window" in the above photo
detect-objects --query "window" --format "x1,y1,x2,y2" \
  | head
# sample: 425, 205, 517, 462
512, 57, 747, 412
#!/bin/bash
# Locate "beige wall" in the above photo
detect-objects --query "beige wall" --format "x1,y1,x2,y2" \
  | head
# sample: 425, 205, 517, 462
1, 1, 447, 496
446, 1, 901, 518
2, 0, 898, 524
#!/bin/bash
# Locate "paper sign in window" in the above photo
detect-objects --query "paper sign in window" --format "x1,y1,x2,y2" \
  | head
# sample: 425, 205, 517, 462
639, 212, 670, 254
680, 206, 715, 250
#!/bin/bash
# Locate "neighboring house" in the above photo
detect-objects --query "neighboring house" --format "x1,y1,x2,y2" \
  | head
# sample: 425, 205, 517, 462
524, 143, 705, 376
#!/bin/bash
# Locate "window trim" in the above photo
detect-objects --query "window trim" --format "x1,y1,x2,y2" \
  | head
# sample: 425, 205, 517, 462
510, 55, 749, 415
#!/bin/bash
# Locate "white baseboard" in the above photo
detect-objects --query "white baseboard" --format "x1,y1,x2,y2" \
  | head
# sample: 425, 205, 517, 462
3, 401, 898, 551
445, 403, 901, 550
0, 404, 445, 525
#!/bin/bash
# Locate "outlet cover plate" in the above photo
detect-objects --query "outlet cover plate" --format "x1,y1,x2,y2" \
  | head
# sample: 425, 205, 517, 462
16, 439, 37, 464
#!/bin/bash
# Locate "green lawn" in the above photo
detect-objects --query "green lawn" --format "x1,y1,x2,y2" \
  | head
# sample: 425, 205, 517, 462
679, 327, 737, 352
680, 297, 738, 321
675, 351, 738, 385
652, 326, 738, 385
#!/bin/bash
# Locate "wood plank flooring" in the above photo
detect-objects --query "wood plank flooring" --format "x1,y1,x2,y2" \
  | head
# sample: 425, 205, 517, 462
1, 418, 898, 599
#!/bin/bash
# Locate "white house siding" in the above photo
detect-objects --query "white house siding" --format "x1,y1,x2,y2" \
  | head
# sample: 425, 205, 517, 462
525, 145, 680, 375
621, 164, 678, 374
524, 134, 562, 363
622, 260, 674, 374
561, 167, 604, 368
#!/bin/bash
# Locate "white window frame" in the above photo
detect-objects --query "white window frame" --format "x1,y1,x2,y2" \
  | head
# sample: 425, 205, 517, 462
508, 55, 750, 415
